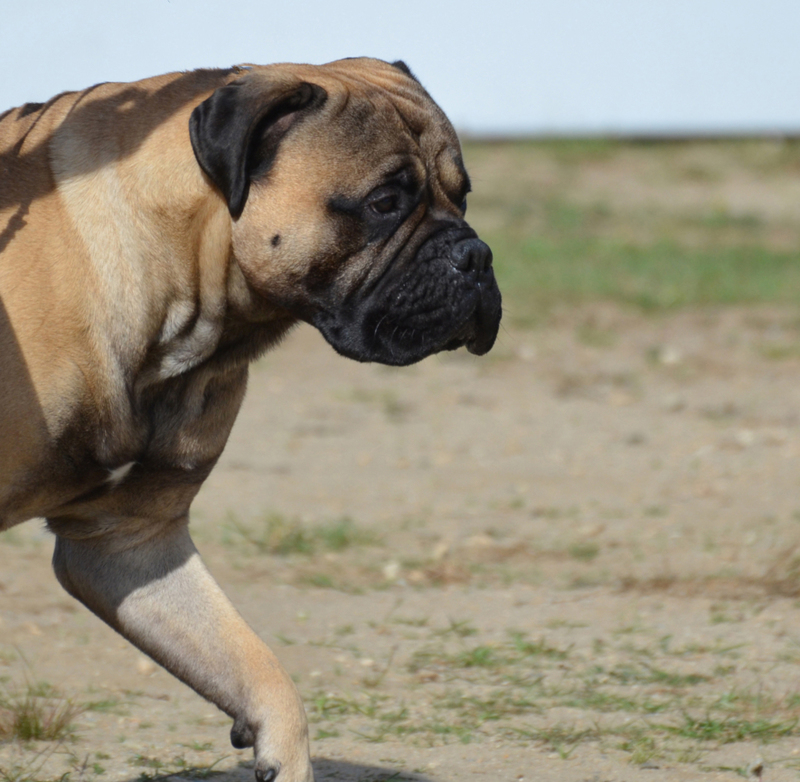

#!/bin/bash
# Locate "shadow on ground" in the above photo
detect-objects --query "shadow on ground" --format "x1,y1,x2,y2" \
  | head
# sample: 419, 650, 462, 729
156, 759, 436, 782
312, 758, 435, 781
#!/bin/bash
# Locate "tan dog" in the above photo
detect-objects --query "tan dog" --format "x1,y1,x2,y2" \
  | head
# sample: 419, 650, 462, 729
0, 59, 501, 781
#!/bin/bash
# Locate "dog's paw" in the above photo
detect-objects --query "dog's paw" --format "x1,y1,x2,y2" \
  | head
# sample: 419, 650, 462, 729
254, 763, 280, 782
255, 757, 314, 782
235, 697, 313, 781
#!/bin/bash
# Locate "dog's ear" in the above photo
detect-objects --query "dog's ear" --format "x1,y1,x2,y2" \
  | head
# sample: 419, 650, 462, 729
190, 77, 327, 218
391, 60, 419, 83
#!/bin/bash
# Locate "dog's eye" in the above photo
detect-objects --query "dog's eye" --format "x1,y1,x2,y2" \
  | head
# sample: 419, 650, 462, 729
370, 194, 399, 215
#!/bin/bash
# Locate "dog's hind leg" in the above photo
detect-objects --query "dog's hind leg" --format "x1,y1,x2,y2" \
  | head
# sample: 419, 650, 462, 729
51, 518, 313, 782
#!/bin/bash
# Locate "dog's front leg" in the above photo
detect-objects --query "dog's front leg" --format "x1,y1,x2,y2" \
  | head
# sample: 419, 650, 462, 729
51, 519, 312, 782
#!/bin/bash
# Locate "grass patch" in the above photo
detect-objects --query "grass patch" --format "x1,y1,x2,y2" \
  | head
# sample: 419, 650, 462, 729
301, 623, 800, 760
0, 753, 62, 782
619, 734, 660, 765
667, 714, 797, 744
462, 139, 800, 321
128, 754, 226, 781
514, 724, 599, 754
607, 663, 710, 688
492, 236, 800, 318
224, 512, 378, 556
560, 688, 670, 714
407, 631, 569, 681
568, 541, 601, 562
0, 681, 82, 742
84, 698, 126, 715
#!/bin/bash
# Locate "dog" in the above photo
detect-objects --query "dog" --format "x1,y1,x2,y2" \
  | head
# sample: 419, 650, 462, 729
0, 58, 501, 782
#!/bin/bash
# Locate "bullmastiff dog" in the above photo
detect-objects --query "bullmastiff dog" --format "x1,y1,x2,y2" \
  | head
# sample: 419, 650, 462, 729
0, 58, 501, 781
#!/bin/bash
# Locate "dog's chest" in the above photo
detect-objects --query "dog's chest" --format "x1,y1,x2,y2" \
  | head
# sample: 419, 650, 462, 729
0, 348, 249, 532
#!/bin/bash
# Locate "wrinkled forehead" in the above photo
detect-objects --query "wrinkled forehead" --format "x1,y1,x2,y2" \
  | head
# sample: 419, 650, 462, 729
257, 57, 461, 152
240, 58, 468, 200
326, 61, 456, 137
299, 59, 466, 189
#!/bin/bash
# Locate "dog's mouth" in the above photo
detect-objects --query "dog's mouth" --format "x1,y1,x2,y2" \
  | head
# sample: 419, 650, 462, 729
441, 284, 501, 357
306, 220, 502, 366
312, 252, 502, 366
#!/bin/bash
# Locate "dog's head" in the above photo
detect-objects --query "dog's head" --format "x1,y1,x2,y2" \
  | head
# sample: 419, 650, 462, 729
190, 57, 501, 366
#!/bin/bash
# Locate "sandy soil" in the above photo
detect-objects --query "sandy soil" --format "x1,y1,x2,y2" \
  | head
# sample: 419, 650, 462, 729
3, 308, 800, 782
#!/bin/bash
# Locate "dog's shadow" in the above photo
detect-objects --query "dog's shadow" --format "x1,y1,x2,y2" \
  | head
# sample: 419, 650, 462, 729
311, 758, 435, 781
118, 758, 437, 782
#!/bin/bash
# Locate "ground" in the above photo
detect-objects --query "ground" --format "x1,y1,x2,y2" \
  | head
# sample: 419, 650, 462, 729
3, 305, 800, 782
4, 138, 800, 781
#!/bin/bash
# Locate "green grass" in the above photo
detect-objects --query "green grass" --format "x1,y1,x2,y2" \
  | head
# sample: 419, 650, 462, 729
462, 139, 800, 321
667, 714, 797, 744
568, 541, 601, 562
408, 632, 570, 677
606, 663, 710, 688
298, 612, 800, 766
127, 754, 225, 781
223, 512, 378, 556
0, 681, 82, 742
492, 237, 800, 316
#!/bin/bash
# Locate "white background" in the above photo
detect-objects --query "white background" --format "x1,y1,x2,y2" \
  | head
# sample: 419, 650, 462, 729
2, 0, 799, 135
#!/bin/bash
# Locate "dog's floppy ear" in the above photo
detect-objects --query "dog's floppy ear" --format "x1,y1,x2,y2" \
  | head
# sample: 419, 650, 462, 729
190, 77, 327, 218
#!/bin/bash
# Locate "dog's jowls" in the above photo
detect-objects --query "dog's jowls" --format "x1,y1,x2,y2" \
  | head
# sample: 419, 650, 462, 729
0, 58, 501, 782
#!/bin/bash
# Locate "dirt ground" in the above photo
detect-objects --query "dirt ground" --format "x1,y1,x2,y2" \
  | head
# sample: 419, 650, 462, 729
3, 308, 800, 782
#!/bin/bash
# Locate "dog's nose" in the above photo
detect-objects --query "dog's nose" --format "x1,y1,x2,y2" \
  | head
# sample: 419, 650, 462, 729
450, 238, 493, 274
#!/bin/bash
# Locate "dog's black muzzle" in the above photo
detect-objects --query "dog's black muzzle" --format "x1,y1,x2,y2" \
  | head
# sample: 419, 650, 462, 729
312, 224, 502, 366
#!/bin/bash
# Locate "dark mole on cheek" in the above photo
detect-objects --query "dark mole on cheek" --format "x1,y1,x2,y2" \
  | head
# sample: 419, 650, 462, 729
271, 234, 281, 247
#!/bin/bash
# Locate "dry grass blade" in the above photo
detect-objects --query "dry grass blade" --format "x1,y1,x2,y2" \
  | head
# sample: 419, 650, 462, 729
0, 682, 83, 742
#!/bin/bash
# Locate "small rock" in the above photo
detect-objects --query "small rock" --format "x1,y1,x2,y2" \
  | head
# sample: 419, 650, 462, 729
736, 429, 757, 448
747, 757, 764, 779
658, 346, 683, 365
517, 344, 536, 362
